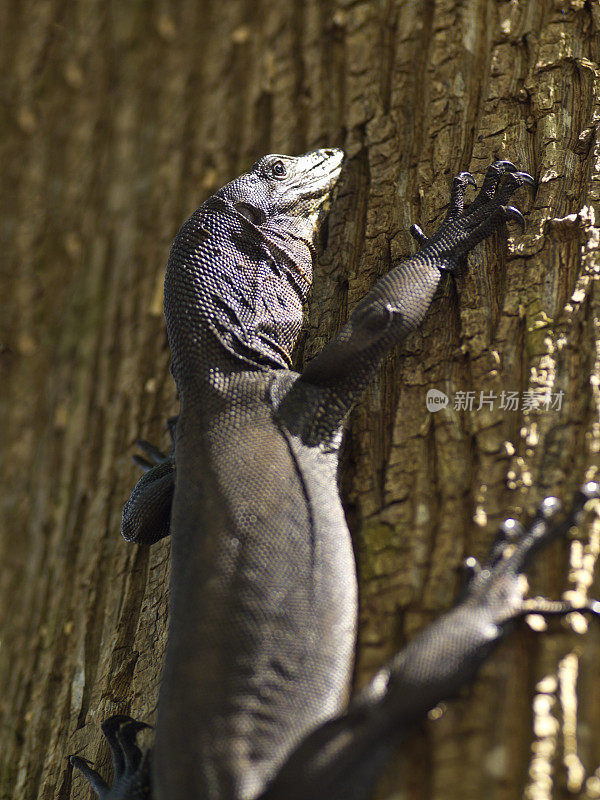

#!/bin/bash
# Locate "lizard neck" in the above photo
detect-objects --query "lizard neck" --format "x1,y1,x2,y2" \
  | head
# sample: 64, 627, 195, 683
164, 198, 314, 402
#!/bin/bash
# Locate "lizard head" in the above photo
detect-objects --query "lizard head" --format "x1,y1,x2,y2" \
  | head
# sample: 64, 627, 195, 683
217, 148, 344, 261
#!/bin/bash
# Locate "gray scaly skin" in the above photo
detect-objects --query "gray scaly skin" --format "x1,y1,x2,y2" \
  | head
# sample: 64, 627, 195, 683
70, 150, 600, 800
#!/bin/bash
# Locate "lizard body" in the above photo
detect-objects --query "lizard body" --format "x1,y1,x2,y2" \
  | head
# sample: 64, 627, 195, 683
71, 150, 600, 800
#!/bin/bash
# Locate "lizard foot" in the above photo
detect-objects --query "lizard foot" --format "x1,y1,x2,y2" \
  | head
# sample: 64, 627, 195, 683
122, 418, 176, 545
379, 483, 600, 716
70, 715, 151, 800
415, 160, 536, 271
462, 481, 600, 627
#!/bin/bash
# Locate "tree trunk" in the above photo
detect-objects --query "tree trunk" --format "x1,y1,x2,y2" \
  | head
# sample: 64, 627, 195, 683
2, 1, 600, 799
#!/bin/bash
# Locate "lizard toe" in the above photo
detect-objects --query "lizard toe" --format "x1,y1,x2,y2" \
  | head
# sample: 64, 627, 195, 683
471, 159, 518, 204
444, 171, 477, 221
485, 517, 525, 567
69, 756, 111, 798
134, 439, 170, 468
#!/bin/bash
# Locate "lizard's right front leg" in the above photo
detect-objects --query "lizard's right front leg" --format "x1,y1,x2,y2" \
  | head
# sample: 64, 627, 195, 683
278, 162, 534, 443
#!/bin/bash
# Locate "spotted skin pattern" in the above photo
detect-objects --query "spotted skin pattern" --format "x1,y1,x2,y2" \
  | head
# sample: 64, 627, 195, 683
71, 151, 600, 800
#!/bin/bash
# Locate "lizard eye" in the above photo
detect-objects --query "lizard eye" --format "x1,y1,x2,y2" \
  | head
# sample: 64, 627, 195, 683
271, 160, 287, 179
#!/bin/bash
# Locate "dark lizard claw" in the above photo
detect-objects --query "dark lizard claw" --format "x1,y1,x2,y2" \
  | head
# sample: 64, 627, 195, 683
512, 171, 536, 187
116, 719, 151, 772
123, 431, 175, 545
165, 415, 178, 443
495, 172, 536, 205
69, 755, 110, 796
123, 420, 177, 545
132, 417, 177, 471
520, 597, 600, 620
498, 517, 525, 540
486, 518, 525, 567
410, 159, 534, 269
132, 454, 156, 471
460, 556, 482, 585
409, 223, 429, 245
459, 171, 477, 188
490, 159, 518, 172
501, 205, 526, 230
456, 483, 600, 632
133, 439, 169, 471
466, 160, 523, 211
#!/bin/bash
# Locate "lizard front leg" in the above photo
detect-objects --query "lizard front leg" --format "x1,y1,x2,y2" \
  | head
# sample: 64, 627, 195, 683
121, 417, 177, 545
276, 162, 534, 443
259, 483, 600, 800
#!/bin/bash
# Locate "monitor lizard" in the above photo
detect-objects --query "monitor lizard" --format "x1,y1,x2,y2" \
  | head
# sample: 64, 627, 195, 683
70, 149, 600, 800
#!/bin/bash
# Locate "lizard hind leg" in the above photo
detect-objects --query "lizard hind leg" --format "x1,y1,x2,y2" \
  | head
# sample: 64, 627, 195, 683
255, 484, 600, 800
70, 715, 151, 800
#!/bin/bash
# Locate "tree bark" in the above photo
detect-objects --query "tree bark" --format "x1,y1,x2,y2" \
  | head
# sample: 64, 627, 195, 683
2, 1, 600, 799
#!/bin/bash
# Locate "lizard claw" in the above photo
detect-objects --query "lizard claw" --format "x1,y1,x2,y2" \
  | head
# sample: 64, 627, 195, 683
460, 556, 482, 588
501, 200, 527, 230
498, 517, 525, 540
492, 159, 518, 171
165, 415, 178, 446
409, 223, 429, 246
122, 423, 176, 546
133, 440, 169, 471
471, 160, 520, 205
486, 517, 525, 567
70, 715, 151, 800
512, 171, 536, 188
132, 417, 177, 472
69, 755, 110, 796
521, 597, 600, 620
538, 496, 563, 519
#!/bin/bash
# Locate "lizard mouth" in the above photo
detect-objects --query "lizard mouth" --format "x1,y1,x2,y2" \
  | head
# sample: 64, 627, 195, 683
288, 149, 344, 215
302, 148, 344, 192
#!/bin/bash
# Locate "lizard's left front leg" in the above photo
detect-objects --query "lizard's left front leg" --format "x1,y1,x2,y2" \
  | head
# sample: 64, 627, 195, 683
277, 162, 534, 442
121, 416, 177, 545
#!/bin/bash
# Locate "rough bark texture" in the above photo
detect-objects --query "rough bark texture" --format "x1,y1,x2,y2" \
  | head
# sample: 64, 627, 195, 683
2, 1, 600, 799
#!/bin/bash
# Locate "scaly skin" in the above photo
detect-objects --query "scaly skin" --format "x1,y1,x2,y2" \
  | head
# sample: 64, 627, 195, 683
70, 151, 600, 800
